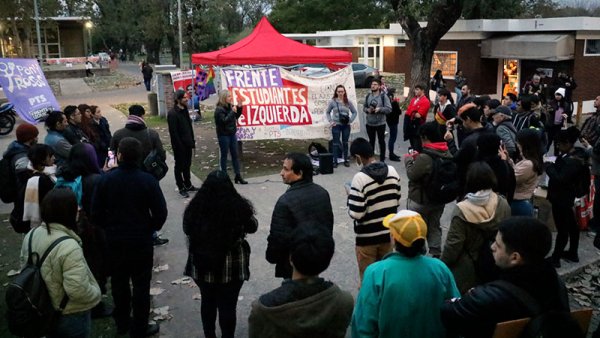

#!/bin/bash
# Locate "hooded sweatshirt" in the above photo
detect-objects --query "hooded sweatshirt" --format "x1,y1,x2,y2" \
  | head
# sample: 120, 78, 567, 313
249, 278, 354, 338
441, 190, 511, 293
405, 142, 453, 205
348, 162, 401, 246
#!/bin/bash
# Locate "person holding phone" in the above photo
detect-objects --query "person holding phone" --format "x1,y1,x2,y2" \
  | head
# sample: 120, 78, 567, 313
215, 90, 247, 184
325, 85, 358, 168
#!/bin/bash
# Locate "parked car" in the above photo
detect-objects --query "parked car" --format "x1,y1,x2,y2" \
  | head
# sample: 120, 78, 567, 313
352, 62, 380, 87
285, 64, 331, 77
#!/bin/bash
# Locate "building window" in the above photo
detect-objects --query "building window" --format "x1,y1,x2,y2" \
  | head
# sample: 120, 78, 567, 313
584, 39, 600, 56
430, 51, 457, 79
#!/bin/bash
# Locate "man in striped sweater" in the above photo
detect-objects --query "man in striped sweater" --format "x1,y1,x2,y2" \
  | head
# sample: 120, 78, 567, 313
347, 138, 401, 285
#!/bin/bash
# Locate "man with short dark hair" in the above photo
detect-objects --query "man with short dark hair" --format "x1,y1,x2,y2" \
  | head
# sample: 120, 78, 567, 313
441, 217, 570, 338
167, 89, 196, 197
348, 138, 401, 284
456, 84, 473, 109
404, 84, 431, 152
91, 137, 168, 338
250, 229, 353, 337
44, 111, 71, 165
363, 79, 391, 161
111, 104, 169, 246
502, 92, 518, 113
352, 210, 459, 337
266, 152, 334, 279
63, 105, 89, 144
3, 123, 39, 195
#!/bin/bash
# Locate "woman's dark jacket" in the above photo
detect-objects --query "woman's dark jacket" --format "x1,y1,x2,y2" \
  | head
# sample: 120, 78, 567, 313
167, 105, 195, 152
546, 147, 589, 206
215, 104, 243, 136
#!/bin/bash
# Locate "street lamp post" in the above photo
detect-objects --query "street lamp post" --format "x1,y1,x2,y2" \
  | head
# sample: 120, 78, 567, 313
178, 0, 183, 69
85, 21, 93, 56
33, 0, 43, 59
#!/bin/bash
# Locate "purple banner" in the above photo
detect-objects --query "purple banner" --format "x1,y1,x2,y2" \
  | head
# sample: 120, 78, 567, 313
0, 58, 60, 124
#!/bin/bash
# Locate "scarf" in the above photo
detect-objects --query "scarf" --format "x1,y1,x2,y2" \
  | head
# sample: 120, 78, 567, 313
127, 114, 146, 126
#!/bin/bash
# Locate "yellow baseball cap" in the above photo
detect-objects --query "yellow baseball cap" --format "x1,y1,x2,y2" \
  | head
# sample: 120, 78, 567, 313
382, 210, 427, 247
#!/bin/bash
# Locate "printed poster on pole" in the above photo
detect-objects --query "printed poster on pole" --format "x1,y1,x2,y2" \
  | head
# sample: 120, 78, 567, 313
0, 58, 60, 124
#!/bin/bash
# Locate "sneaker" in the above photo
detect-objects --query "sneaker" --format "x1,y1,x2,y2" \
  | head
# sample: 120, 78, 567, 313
333, 162, 338, 168
185, 185, 198, 192
91, 301, 114, 319
153, 237, 169, 246
389, 155, 401, 162
344, 161, 350, 167
179, 190, 189, 198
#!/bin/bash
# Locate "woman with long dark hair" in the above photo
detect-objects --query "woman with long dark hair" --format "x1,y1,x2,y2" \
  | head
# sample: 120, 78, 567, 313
325, 84, 358, 167
20, 188, 101, 337
215, 90, 247, 184
183, 170, 257, 338
90, 105, 112, 167
500, 128, 544, 216
56, 143, 111, 318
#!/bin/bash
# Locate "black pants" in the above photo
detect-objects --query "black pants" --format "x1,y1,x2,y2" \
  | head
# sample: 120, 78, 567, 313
195, 280, 244, 338
173, 147, 192, 190
109, 244, 153, 338
86, 69, 94, 77
366, 124, 386, 161
546, 124, 562, 156
551, 203, 580, 258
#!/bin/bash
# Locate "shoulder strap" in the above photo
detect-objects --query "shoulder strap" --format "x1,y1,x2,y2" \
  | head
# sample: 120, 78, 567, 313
490, 280, 543, 316
27, 226, 38, 265
38, 235, 73, 268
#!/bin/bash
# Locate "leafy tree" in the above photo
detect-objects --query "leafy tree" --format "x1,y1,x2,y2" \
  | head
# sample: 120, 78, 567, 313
269, 0, 391, 33
390, 0, 463, 94
463, 0, 524, 19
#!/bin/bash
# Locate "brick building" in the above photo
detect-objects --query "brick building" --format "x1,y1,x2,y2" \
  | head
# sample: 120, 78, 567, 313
287, 17, 600, 109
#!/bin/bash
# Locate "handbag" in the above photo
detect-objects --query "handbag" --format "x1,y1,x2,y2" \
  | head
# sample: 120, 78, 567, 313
575, 174, 595, 230
336, 102, 350, 125
143, 129, 168, 180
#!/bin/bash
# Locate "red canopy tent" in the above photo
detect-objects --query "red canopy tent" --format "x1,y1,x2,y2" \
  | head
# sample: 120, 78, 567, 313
191, 17, 352, 65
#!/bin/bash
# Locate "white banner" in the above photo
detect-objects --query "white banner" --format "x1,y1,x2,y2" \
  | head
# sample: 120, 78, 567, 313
219, 66, 359, 140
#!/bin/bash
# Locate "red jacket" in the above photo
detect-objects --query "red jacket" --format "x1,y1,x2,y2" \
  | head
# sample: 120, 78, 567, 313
406, 95, 431, 125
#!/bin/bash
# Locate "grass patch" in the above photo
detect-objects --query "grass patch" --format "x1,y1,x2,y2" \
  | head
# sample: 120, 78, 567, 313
84, 72, 141, 91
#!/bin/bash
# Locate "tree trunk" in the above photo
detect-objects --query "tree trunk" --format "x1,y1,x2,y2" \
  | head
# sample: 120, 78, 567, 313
9, 19, 23, 57
407, 35, 435, 95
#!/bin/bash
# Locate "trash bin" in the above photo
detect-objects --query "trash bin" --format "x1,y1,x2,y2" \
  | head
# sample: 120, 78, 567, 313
148, 92, 158, 116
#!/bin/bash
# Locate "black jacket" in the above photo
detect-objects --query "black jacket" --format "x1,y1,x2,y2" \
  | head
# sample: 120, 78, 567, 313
449, 127, 494, 198
90, 163, 168, 248
215, 104, 243, 136
441, 262, 569, 338
266, 180, 334, 278
111, 123, 166, 162
546, 147, 589, 206
167, 105, 195, 153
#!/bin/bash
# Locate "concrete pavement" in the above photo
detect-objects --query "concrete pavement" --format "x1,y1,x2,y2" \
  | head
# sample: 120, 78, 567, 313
0, 72, 599, 337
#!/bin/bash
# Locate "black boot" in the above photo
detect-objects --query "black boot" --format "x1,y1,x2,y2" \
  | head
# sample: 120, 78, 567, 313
235, 175, 248, 184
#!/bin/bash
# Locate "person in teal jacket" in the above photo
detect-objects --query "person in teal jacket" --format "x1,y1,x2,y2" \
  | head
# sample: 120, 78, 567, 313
351, 210, 459, 338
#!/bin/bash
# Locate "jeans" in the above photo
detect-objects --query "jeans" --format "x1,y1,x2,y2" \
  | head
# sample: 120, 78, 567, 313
551, 203, 580, 258
454, 87, 462, 104
196, 280, 244, 338
218, 134, 241, 176
144, 78, 151, 91
407, 199, 445, 256
47, 311, 91, 338
387, 122, 398, 156
332, 124, 351, 161
173, 147, 193, 190
510, 199, 534, 216
366, 124, 386, 161
108, 244, 154, 338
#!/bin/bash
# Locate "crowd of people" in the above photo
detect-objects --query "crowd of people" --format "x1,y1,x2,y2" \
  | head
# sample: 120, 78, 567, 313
2, 68, 600, 337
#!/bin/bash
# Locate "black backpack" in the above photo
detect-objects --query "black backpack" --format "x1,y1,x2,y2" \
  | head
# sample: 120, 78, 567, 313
423, 151, 460, 204
574, 163, 591, 198
0, 155, 18, 203
5, 227, 71, 337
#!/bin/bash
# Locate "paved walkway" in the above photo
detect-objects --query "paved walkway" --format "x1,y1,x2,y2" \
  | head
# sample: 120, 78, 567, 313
1, 74, 599, 337
60, 78, 93, 95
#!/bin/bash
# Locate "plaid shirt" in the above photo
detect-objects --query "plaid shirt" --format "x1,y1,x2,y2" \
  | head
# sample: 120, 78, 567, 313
185, 239, 251, 284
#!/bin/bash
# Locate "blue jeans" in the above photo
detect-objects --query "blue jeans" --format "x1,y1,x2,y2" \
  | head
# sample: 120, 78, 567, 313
332, 124, 350, 161
218, 134, 241, 176
48, 311, 91, 338
510, 199, 534, 216
387, 123, 398, 156
454, 87, 462, 103
143, 78, 151, 91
